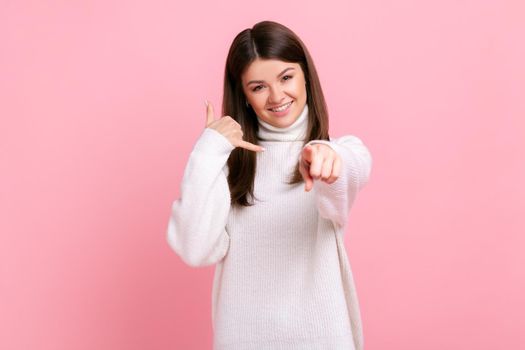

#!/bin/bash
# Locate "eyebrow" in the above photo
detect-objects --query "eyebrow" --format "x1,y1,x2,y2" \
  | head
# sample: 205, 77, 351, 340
246, 67, 295, 85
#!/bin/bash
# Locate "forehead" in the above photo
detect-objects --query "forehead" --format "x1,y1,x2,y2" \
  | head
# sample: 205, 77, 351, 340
242, 59, 301, 80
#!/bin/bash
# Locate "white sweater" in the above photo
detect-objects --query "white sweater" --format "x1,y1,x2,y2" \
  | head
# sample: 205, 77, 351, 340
167, 103, 372, 350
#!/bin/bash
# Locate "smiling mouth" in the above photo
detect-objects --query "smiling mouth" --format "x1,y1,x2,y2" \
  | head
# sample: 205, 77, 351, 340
268, 101, 293, 112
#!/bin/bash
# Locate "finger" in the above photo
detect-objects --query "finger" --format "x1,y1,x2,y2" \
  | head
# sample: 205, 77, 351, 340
326, 155, 341, 184
299, 158, 314, 191
206, 100, 215, 126
309, 147, 324, 180
237, 140, 265, 152
320, 156, 334, 181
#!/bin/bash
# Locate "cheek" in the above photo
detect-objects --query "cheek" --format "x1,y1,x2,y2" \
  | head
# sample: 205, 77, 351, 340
291, 80, 306, 96
252, 95, 268, 109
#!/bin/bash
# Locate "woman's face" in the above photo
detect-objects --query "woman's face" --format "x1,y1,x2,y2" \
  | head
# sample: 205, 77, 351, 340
241, 59, 307, 128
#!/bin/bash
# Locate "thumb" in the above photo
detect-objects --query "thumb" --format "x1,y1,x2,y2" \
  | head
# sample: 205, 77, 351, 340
205, 100, 215, 126
302, 144, 314, 164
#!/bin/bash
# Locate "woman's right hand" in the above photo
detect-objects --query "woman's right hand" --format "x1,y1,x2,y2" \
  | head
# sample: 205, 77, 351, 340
205, 100, 265, 152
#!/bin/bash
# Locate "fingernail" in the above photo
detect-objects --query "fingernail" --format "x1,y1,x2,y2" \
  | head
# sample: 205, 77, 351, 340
260, 147, 266, 152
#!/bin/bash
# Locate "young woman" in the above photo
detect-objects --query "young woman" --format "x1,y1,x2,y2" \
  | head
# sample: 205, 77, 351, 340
167, 20, 372, 350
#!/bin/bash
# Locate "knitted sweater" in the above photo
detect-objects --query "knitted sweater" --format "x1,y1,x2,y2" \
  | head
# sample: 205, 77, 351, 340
167, 103, 372, 350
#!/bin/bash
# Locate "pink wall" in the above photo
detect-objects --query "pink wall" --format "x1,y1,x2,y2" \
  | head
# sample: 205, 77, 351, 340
1, 1, 523, 349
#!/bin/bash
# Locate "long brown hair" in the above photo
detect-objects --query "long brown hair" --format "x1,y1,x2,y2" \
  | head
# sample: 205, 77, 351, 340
222, 20, 330, 207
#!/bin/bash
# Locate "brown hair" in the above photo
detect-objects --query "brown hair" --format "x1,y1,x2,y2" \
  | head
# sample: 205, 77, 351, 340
222, 20, 330, 207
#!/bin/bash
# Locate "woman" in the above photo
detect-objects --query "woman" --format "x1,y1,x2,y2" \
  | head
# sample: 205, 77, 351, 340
167, 20, 372, 350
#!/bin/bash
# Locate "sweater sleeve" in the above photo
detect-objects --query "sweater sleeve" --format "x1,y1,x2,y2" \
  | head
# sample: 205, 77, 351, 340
302, 135, 372, 230
166, 127, 236, 267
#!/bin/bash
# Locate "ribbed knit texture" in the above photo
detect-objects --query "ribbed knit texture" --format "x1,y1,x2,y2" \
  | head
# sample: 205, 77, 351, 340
167, 103, 372, 350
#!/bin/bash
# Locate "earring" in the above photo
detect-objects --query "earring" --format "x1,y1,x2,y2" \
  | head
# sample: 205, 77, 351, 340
245, 100, 250, 107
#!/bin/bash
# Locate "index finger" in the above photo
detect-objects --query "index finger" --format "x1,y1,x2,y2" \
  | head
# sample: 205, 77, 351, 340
237, 140, 265, 152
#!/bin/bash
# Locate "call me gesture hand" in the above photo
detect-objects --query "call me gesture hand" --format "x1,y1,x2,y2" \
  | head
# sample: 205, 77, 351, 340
299, 144, 342, 192
205, 100, 265, 153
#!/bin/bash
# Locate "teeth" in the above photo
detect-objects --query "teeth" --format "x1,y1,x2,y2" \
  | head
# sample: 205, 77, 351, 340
270, 101, 292, 112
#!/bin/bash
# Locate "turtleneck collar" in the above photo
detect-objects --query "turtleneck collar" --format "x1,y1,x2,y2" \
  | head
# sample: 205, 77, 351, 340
256, 103, 309, 142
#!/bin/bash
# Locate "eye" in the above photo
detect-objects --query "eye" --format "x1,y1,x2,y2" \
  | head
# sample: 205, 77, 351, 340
251, 75, 293, 92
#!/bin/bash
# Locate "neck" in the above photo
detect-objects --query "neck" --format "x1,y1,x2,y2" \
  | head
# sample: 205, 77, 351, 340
256, 103, 309, 142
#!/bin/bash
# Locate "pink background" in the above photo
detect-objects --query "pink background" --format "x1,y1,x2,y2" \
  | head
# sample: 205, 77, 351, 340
1, 1, 524, 349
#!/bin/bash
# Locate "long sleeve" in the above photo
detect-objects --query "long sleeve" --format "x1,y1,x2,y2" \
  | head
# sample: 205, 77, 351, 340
166, 127, 235, 267
302, 135, 372, 230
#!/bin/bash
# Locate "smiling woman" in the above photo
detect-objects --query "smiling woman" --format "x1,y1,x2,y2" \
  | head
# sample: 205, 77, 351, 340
166, 20, 372, 350
242, 60, 307, 128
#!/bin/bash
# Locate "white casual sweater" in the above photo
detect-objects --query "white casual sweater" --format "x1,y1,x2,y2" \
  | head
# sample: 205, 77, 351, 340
167, 103, 372, 350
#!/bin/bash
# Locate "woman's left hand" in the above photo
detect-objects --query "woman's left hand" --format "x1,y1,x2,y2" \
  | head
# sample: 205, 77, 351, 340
299, 144, 341, 192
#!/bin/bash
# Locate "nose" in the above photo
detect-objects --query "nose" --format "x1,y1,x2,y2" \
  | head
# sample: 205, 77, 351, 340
268, 85, 286, 105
